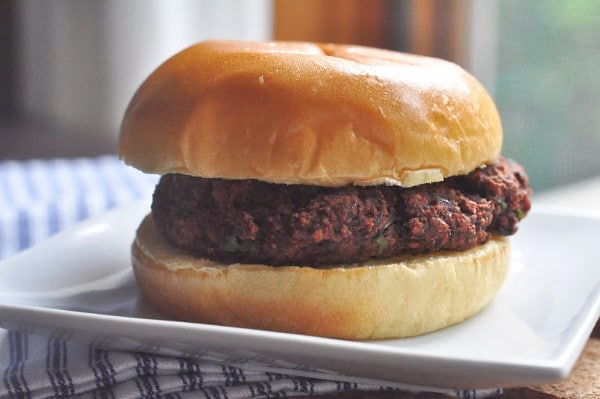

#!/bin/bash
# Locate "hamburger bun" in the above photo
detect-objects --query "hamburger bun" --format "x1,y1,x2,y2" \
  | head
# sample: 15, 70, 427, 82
120, 41, 502, 187
133, 214, 510, 340
119, 40, 518, 340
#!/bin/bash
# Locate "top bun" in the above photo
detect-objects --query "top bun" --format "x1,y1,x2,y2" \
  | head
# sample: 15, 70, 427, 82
119, 41, 502, 187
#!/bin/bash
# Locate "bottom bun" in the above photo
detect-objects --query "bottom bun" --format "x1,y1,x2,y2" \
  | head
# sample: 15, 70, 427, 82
132, 214, 511, 340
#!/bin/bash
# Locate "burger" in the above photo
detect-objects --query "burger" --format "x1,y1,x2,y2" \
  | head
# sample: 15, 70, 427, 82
119, 40, 531, 340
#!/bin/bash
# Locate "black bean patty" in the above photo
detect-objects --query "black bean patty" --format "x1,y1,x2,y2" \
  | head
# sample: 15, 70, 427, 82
151, 157, 531, 266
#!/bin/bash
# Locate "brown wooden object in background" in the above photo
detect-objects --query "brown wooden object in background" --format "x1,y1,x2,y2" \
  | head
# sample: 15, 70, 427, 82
274, 0, 392, 48
273, 0, 469, 65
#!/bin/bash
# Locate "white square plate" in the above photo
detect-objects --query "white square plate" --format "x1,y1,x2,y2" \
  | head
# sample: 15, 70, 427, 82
0, 199, 599, 390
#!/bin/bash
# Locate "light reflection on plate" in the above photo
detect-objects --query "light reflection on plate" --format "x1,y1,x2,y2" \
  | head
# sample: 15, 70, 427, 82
0, 200, 599, 390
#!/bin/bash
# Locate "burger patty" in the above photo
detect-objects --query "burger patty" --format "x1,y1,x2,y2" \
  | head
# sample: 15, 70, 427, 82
151, 157, 531, 266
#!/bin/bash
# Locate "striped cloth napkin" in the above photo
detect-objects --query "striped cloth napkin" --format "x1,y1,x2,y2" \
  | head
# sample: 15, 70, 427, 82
0, 156, 158, 259
0, 156, 503, 398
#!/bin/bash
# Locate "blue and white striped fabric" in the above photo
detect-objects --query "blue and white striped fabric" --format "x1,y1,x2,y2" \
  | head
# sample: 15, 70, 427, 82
0, 156, 158, 260
0, 156, 503, 398
1, 329, 398, 399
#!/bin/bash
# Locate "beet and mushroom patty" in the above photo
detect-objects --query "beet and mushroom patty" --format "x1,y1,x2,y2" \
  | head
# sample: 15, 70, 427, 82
151, 157, 531, 267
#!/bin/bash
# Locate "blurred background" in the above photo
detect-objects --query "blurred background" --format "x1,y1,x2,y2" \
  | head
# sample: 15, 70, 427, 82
0, 0, 599, 193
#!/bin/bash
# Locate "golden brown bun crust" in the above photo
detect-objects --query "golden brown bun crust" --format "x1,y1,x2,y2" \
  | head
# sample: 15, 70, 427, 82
119, 41, 502, 187
132, 214, 511, 340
